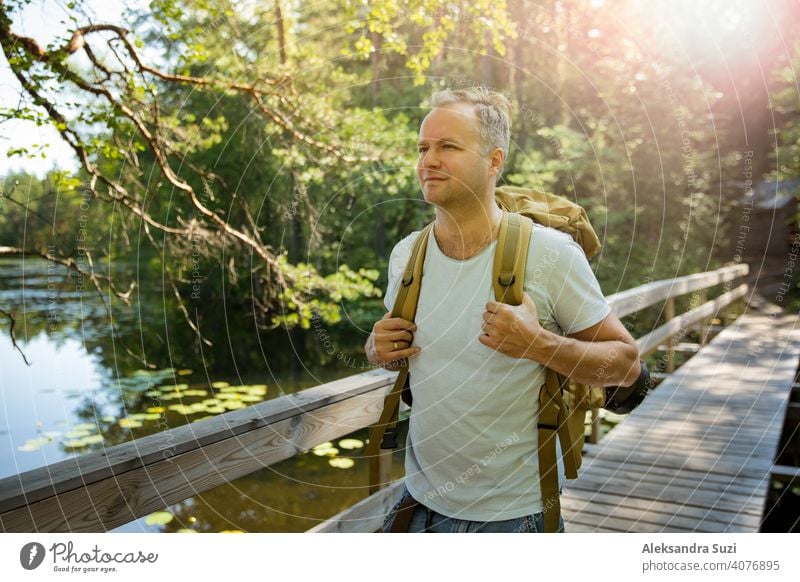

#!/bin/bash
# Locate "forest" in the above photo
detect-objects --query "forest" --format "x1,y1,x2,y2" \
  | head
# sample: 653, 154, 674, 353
1, 0, 799, 368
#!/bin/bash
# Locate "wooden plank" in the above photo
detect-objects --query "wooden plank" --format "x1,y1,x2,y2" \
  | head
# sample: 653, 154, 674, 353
592, 422, 782, 446
564, 510, 694, 533
657, 342, 701, 353
562, 494, 761, 532
563, 501, 762, 533
0, 368, 395, 515
566, 475, 764, 516
615, 412, 785, 433
594, 428, 780, 451
577, 459, 768, 497
606, 264, 749, 317
770, 465, 800, 480
308, 479, 404, 533
564, 498, 763, 532
563, 504, 755, 533
592, 419, 782, 441
579, 446, 774, 478
572, 468, 768, 509
581, 456, 769, 488
616, 407, 786, 428
0, 384, 393, 532
563, 484, 767, 521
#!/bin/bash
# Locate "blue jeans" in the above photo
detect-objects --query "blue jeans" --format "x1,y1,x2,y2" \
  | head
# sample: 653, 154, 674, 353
382, 487, 566, 533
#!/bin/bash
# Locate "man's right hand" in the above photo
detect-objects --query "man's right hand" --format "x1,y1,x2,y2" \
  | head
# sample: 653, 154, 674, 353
365, 312, 421, 369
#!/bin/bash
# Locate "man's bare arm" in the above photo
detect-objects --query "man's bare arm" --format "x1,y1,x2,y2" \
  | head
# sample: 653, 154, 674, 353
530, 314, 640, 386
479, 293, 640, 387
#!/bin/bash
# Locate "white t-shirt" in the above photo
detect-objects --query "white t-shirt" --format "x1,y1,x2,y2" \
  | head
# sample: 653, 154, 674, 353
383, 223, 611, 521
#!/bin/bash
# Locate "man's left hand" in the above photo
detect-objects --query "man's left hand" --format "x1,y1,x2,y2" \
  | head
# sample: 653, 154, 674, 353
478, 293, 544, 359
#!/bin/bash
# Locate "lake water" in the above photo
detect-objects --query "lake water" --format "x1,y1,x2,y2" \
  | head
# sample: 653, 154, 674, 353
0, 258, 402, 532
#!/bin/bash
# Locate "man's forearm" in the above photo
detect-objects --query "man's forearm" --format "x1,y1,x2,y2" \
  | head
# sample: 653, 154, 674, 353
524, 328, 640, 387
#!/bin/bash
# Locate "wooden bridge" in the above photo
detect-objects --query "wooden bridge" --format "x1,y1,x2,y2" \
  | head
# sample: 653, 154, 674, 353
1, 263, 799, 533
561, 305, 800, 532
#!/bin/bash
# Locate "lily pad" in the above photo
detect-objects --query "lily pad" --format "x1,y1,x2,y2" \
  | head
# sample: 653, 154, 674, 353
64, 430, 92, 439
72, 423, 98, 432
183, 389, 209, 397
211, 381, 230, 388
144, 511, 174, 526
312, 442, 339, 456
338, 438, 364, 450
329, 457, 355, 469
177, 528, 197, 533
63, 439, 88, 450
223, 401, 246, 410
144, 390, 162, 398
18, 437, 52, 452
168, 404, 195, 415
177, 369, 193, 376
82, 434, 104, 445
205, 406, 227, 414
146, 407, 166, 414
118, 418, 144, 429
240, 395, 262, 403
216, 393, 240, 400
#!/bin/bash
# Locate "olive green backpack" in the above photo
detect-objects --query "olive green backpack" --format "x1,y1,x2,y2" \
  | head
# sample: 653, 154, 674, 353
367, 186, 604, 533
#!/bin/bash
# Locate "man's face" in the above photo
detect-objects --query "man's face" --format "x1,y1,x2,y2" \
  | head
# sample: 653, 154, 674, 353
416, 103, 496, 208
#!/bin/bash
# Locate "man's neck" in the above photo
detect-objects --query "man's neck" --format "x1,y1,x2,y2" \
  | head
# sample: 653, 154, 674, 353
433, 196, 504, 261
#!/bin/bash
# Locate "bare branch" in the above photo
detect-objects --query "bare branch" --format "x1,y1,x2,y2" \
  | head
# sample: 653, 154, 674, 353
0, 246, 135, 305
0, 308, 31, 366
0, 187, 54, 227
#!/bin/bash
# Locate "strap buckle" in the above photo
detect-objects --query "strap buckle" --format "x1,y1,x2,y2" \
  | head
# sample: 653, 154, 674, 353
497, 273, 516, 287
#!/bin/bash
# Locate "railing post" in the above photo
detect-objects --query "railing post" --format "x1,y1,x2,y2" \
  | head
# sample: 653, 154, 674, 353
698, 289, 708, 345
665, 297, 675, 373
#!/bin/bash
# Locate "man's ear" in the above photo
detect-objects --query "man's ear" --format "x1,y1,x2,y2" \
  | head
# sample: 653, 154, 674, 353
489, 147, 505, 178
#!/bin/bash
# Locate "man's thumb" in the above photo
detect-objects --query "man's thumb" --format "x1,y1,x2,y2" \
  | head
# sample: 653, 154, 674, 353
521, 292, 537, 312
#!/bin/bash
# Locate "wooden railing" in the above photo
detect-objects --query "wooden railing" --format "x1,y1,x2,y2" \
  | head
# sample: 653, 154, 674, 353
0, 263, 749, 533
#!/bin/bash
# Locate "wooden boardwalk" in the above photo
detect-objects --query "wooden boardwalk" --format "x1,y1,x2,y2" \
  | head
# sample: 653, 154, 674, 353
562, 306, 800, 532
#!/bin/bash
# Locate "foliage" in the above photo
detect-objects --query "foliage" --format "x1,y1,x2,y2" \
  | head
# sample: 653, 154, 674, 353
767, 41, 800, 309
1, 0, 797, 361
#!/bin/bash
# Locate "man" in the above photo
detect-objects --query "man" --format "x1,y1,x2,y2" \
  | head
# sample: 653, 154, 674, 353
365, 88, 640, 533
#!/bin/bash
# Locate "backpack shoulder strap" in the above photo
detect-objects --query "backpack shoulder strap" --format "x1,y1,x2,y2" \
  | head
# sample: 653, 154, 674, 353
392, 224, 434, 320
493, 212, 533, 306
494, 211, 581, 533
367, 223, 433, 494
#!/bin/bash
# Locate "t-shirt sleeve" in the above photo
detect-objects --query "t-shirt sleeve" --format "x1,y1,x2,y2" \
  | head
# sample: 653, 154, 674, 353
383, 231, 422, 311
538, 229, 611, 335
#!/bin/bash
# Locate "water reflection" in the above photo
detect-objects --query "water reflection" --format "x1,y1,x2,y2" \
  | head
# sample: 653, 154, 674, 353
0, 258, 395, 532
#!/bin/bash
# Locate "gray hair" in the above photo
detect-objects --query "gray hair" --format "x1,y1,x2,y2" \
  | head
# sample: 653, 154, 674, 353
430, 87, 512, 178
